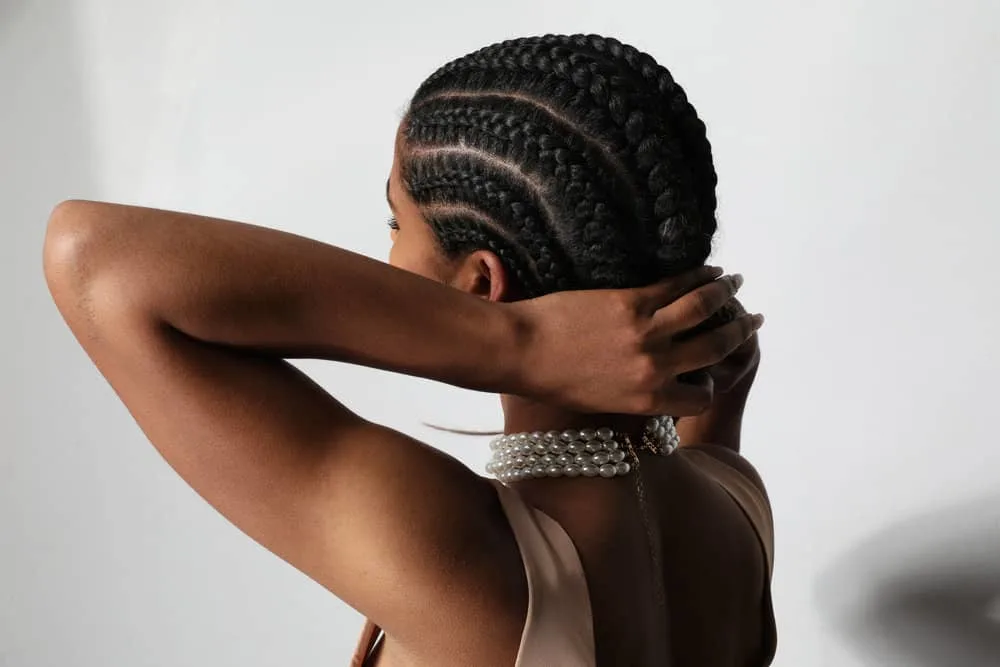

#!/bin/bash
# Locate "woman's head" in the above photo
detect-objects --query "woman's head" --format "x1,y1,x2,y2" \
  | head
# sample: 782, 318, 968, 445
387, 33, 717, 301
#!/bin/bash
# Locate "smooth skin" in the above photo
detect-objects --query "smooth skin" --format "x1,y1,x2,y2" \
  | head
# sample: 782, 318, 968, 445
42, 141, 768, 665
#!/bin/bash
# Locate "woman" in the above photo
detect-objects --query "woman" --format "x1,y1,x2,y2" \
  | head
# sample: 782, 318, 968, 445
43, 33, 774, 666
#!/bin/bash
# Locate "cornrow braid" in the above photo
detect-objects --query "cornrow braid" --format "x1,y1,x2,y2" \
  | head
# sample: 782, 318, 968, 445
544, 34, 718, 218
406, 97, 647, 288
428, 212, 544, 298
401, 33, 719, 297
405, 151, 573, 293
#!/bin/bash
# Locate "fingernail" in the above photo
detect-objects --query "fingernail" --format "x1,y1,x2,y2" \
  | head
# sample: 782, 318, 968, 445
752, 313, 765, 329
731, 273, 744, 289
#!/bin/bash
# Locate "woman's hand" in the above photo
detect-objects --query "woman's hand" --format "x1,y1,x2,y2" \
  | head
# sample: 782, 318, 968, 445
702, 297, 760, 394
511, 266, 764, 416
674, 297, 761, 450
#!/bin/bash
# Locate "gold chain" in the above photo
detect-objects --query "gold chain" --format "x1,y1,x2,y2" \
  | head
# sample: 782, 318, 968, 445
623, 432, 670, 655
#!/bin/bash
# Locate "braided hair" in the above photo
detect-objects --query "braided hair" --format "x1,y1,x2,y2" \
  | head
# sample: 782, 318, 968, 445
400, 34, 718, 299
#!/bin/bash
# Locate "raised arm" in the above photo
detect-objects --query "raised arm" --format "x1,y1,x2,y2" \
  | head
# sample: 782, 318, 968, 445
41, 199, 759, 655
43, 199, 525, 391
42, 200, 538, 652
44, 199, 759, 414
676, 296, 762, 453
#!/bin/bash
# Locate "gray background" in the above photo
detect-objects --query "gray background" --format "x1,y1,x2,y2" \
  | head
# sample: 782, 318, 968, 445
3, 1, 999, 665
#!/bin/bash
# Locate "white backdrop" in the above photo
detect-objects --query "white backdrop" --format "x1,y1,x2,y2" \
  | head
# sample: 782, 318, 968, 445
4, 1, 999, 665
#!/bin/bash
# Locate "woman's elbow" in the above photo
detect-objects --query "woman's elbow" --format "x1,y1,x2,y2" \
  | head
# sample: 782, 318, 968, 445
42, 200, 106, 299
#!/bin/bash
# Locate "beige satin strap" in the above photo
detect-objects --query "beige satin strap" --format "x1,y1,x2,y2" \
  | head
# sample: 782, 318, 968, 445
681, 449, 774, 575
350, 619, 382, 667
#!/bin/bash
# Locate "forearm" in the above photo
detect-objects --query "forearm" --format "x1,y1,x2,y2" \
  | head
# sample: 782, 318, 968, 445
676, 386, 751, 452
43, 200, 527, 394
676, 401, 745, 451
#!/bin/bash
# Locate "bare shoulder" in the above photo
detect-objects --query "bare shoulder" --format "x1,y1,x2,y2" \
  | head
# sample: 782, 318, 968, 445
678, 444, 770, 503
45, 255, 526, 654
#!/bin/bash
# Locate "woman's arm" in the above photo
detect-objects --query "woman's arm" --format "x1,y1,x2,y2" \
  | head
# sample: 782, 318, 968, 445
676, 298, 761, 454
42, 199, 755, 656
45, 199, 756, 415
676, 357, 757, 451
45, 199, 525, 393
43, 200, 535, 652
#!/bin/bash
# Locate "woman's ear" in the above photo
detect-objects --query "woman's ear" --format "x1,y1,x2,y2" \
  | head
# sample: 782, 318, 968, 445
451, 249, 510, 302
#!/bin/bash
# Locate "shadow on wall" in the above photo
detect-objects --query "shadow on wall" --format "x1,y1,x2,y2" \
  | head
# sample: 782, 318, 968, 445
815, 493, 1000, 667
0, 0, 29, 40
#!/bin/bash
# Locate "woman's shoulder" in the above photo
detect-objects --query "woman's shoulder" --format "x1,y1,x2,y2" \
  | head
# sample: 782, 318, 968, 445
677, 444, 770, 503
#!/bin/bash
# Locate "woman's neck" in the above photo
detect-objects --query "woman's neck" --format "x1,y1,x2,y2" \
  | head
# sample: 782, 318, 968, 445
500, 394, 652, 437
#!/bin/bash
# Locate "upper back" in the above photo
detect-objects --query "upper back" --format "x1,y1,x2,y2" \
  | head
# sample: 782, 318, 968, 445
510, 445, 774, 666
356, 446, 775, 667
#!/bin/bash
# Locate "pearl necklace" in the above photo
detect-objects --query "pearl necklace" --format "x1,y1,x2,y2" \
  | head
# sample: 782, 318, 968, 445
486, 416, 679, 482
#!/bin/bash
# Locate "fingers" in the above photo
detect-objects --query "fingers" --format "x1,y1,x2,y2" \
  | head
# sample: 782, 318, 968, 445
708, 358, 748, 393
655, 273, 744, 332
659, 372, 714, 416
671, 313, 765, 374
634, 265, 724, 314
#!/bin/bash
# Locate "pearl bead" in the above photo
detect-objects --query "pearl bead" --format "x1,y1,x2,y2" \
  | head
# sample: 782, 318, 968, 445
486, 415, 677, 480
548, 441, 568, 454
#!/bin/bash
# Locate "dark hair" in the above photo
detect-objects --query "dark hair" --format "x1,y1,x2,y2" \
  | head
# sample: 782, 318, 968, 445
399, 33, 718, 299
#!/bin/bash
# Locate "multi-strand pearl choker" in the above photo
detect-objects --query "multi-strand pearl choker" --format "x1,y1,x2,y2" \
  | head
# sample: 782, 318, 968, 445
486, 416, 680, 482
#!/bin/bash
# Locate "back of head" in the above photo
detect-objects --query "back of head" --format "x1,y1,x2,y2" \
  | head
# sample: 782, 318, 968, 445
399, 33, 718, 299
